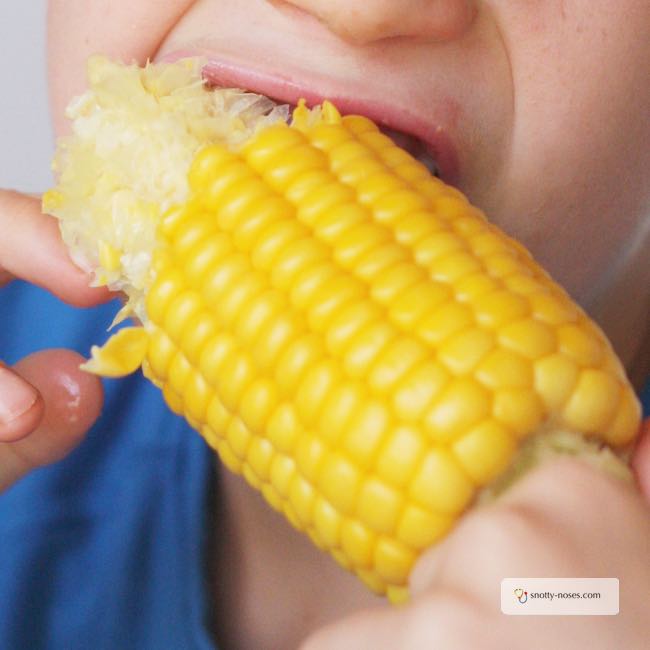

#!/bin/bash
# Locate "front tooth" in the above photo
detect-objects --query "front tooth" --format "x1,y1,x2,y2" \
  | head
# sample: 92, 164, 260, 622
416, 150, 441, 178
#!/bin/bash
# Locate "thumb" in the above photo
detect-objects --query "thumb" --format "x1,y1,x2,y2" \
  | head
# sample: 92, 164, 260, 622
0, 349, 103, 491
409, 451, 643, 597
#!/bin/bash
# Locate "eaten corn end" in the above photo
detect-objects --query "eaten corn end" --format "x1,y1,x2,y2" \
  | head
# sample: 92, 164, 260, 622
46, 57, 642, 600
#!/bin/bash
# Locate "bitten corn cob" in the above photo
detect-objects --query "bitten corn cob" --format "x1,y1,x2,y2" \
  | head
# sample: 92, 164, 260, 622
44, 57, 641, 602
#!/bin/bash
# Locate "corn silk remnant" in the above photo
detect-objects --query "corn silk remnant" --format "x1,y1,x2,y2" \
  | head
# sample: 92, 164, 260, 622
44, 56, 289, 321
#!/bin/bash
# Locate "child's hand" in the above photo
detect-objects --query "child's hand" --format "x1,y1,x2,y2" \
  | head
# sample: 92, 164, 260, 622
0, 189, 109, 491
301, 430, 650, 649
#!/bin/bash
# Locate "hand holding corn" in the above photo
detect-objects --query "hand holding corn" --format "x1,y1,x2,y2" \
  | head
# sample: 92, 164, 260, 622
0, 190, 107, 491
300, 458, 650, 649
43, 57, 642, 601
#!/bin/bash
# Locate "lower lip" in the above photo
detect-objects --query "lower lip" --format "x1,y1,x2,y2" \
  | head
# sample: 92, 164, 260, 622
159, 51, 460, 185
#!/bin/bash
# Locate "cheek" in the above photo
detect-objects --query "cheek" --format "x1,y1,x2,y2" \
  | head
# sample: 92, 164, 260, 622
480, 1, 650, 297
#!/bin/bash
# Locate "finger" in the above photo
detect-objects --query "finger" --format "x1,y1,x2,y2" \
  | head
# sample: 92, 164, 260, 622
0, 189, 111, 306
408, 459, 583, 596
0, 349, 103, 492
631, 417, 650, 503
0, 363, 44, 442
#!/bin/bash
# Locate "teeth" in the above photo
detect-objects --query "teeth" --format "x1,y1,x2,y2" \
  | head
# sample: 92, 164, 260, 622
415, 150, 441, 178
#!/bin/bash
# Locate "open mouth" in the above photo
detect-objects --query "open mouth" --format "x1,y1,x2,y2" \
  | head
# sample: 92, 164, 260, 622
155, 52, 458, 183
200, 61, 452, 182
218, 89, 444, 180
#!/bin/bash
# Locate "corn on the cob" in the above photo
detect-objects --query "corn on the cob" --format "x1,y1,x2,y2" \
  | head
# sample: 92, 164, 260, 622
44, 57, 641, 603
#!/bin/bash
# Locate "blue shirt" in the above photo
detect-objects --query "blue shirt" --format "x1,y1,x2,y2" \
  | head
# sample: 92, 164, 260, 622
0, 282, 216, 650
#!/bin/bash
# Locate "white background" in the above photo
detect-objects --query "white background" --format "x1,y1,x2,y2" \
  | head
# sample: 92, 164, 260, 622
0, 0, 54, 193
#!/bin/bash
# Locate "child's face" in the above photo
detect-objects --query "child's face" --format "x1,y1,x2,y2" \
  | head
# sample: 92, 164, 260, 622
49, 0, 650, 325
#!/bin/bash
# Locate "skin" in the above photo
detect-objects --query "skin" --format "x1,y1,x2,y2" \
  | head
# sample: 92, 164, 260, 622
0, 0, 649, 647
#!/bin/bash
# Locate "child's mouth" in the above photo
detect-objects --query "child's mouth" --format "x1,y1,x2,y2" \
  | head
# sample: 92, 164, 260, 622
199, 57, 453, 183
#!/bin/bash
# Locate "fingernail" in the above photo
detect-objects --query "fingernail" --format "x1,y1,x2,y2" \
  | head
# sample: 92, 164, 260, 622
0, 366, 39, 425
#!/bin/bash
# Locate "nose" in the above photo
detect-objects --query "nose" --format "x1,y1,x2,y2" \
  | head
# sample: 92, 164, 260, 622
276, 0, 476, 45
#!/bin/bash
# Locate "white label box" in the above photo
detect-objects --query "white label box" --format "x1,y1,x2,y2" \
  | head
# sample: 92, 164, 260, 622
501, 578, 619, 615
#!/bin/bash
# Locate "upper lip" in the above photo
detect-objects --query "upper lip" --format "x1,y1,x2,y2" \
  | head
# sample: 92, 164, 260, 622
159, 51, 460, 185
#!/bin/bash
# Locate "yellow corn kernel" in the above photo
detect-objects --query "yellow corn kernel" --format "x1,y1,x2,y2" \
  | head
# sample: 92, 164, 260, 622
145, 267, 185, 324
162, 291, 203, 344
205, 396, 231, 439
312, 496, 342, 550
476, 347, 533, 390
534, 353, 580, 411
417, 301, 475, 346
606, 388, 642, 446
493, 388, 545, 437
239, 378, 278, 435
498, 317, 557, 359
392, 361, 449, 422
437, 327, 496, 375
368, 336, 429, 393
226, 417, 253, 461
397, 503, 453, 550
558, 321, 605, 367
341, 519, 376, 569
295, 433, 327, 482
295, 359, 342, 427
81, 326, 148, 377
374, 537, 415, 584
288, 474, 316, 525
357, 478, 403, 535
341, 401, 390, 470
424, 377, 492, 442
375, 426, 425, 488
269, 454, 297, 499
472, 289, 530, 329
182, 369, 211, 422
452, 420, 516, 485
529, 290, 579, 326
409, 448, 474, 514
318, 382, 368, 446
561, 369, 622, 433
56, 83, 641, 601
144, 328, 176, 381
388, 281, 451, 328
319, 453, 362, 515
